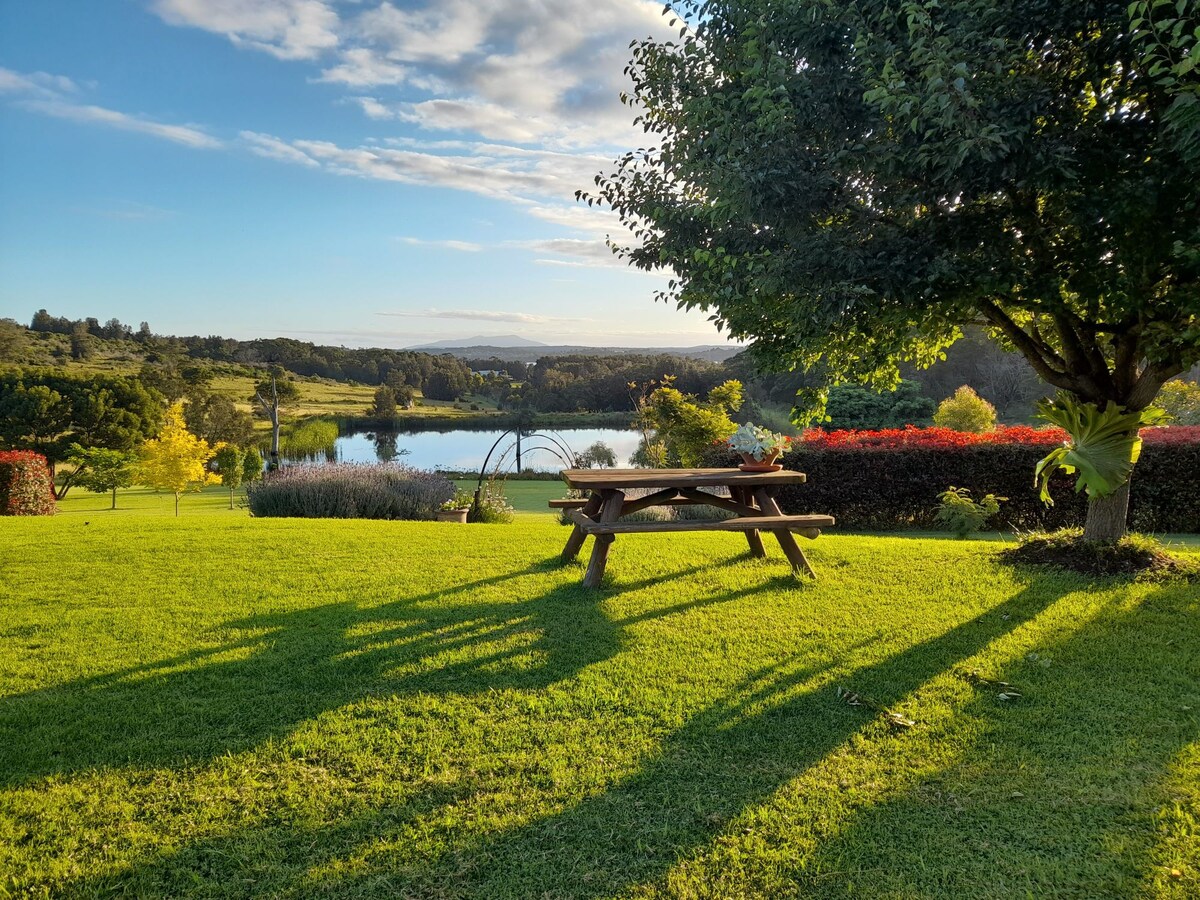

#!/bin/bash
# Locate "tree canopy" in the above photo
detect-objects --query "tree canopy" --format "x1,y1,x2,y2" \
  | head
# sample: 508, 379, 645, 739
590, 0, 1200, 419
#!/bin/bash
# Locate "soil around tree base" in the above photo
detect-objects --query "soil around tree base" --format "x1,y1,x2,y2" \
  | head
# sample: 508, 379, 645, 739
1001, 529, 1200, 579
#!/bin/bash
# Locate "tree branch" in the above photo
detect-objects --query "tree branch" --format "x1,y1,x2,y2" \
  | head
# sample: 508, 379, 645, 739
976, 300, 1081, 393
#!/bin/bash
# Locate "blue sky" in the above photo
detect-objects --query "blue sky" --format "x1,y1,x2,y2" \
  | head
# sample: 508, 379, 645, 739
0, 1, 729, 348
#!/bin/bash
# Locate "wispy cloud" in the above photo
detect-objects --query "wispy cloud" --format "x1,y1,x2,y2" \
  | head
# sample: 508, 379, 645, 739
3, 66, 221, 149
0, 67, 79, 99
21, 99, 222, 149
377, 308, 591, 324
240, 130, 318, 166
397, 237, 483, 252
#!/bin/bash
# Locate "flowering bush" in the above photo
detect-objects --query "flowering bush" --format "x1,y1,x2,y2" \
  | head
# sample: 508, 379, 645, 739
469, 480, 515, 524
0, 451, 56, 516
727, 423, 792, 460
933, 386, 998, 433
706, 425, 1200, 532
440, 489, 475, 511
246, 463, 453, 519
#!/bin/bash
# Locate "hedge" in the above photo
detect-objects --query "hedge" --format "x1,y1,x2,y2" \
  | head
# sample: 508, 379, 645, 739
712, 426, 1200, 533
247, 463, 453, 520
0, 451, 57, 516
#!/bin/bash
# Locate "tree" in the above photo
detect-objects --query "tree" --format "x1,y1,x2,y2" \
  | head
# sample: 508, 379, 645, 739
138, 402, 219, 516
69, 323, 93, 360
825, 380, 935, 430
1157, 379, 1200, 425
184, 392, 254, 446
591, 0, 1200, 541
65, 445, 136, 509
242, 446, 264, 486
634, 377, 743, 467
372, 385, 397, 417
934, 386, 998, 434
251, 370, 300, 470
0, 371, 162, 496
423, 369, 468, 401
575, 441, 618, 468
211, 445, 247, 509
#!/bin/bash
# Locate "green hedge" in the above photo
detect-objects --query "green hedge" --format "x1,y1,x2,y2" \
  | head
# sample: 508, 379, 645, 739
711, 430, 1200, 533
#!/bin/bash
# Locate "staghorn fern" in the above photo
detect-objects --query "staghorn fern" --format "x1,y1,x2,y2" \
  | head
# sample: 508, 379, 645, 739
1034, 395, 1169, 505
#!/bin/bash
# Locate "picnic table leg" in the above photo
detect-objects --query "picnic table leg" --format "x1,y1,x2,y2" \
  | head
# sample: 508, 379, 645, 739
561, 492, 603, 562
754, 488, 817, 579
732, 487, 766, 558
582, 489, 625, 588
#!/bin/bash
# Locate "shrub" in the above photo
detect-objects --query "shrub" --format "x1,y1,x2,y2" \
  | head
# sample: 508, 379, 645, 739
933, 386, 997, 433
247, 463, 453, 519
714, 425, 1200, 532
1158, 379, 1200, 425
825, 380, 935, 429
469, 480, 515, 524
0, 450, 56, 515
935, 487, 1005, 538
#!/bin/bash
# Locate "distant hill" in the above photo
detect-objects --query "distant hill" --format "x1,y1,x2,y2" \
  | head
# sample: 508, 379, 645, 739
413, 335, 547, 349
420, 344, 744, 364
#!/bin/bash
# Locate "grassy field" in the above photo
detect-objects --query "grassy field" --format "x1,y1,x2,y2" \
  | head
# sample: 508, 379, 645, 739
1, 514, 1196, 898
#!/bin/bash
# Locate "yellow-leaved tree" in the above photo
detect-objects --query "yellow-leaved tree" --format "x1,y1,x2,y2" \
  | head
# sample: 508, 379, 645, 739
139, 402, 220, 516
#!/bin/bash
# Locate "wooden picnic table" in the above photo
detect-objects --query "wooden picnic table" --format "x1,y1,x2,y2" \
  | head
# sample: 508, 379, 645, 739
555, 468, 834, 588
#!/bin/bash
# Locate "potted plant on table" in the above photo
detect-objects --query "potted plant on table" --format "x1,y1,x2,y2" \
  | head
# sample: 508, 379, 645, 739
727, 423, 791, 471
437, 489, 473, 523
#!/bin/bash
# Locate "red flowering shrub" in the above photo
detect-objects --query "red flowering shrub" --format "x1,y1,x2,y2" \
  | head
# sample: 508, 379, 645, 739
707, 425, 1200, 532
0, 451, 57, 516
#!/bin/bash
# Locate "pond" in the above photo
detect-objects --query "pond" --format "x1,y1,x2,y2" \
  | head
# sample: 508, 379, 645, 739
313, 427, 643, 473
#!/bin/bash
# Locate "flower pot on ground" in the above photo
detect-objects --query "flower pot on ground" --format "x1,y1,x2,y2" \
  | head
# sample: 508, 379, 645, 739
436, 508, 469, 523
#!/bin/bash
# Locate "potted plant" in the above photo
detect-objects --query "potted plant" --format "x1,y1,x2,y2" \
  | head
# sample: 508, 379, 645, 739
727, 423, 792, 471
437, 489, 473, 523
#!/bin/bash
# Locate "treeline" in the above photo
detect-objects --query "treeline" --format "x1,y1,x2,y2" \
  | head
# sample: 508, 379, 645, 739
11, 309, 1058, 423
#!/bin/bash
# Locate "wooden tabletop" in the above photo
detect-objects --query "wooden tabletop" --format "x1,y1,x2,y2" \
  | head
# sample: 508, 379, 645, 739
561, 467, 807, 490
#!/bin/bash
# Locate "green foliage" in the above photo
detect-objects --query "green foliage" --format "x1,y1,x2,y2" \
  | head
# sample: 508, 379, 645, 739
1035, 395, 1170, 504
634, 377, 742, 467
278, 419, 339, 461
590, 1, 1200, 421
933, 386, 997, 433
935, 486, 1006, 538
825, 381, 935, 430
65, 445, 136, 508
211, 445, 245, 490
1158, 379, 1200, 424
183, 392, 254, 446
574, 441, 618, 468
241, 447, 264, 485
468, 480, 515, 524
372, 385, 397, 417
0, 370, 163, 480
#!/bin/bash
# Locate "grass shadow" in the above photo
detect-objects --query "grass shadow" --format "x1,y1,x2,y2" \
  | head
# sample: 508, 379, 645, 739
54, 573, 1069, 897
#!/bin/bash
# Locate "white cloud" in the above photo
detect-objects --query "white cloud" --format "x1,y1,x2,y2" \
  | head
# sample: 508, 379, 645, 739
22, 99, 222, 149
397, 98, 556, 143
151, 0, 340, 60
316, 48, 407, 86
0, 67, 79, 99
397, 237, 483, 252
240, 130, 318, 166
377, 308, 589, 324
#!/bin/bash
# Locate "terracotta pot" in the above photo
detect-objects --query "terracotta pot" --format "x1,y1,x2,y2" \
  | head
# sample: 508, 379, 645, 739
738, 450, 783, 472
437, 508, 469, 523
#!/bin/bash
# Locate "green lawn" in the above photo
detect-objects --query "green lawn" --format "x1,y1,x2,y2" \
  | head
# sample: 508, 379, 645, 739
0, 516, 1196, 898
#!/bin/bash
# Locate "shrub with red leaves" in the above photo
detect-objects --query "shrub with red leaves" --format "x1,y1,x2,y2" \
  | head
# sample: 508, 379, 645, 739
707, 425, 1200, 532
0, 451, 57, 516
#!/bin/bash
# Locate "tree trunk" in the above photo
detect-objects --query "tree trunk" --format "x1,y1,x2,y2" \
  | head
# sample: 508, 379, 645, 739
174, 492, 180, 517
1083, 479, 1131, 542
229, 487, 235, 510
111, 487, 117, 510
269, 410, 280, 471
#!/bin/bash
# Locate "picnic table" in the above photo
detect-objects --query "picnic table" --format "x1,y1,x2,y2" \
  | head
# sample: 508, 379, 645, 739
553, 468, 834, 588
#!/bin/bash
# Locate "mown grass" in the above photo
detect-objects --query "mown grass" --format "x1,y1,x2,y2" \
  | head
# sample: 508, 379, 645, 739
0, 517, 1196, 898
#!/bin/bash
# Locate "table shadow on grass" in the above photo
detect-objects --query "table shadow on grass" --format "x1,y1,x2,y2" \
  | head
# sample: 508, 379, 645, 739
1, 560, 720, 787
55, 576, 1069, 898
782, 580, 1200, 898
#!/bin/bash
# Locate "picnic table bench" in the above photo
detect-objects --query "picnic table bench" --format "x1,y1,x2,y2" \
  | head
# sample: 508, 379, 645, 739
554, 468, 834, 588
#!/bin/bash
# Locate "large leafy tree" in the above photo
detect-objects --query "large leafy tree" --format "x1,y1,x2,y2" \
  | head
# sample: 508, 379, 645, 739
0, 371, 163, 496
138, 402, 219, 516
589, 0, 1200, 539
